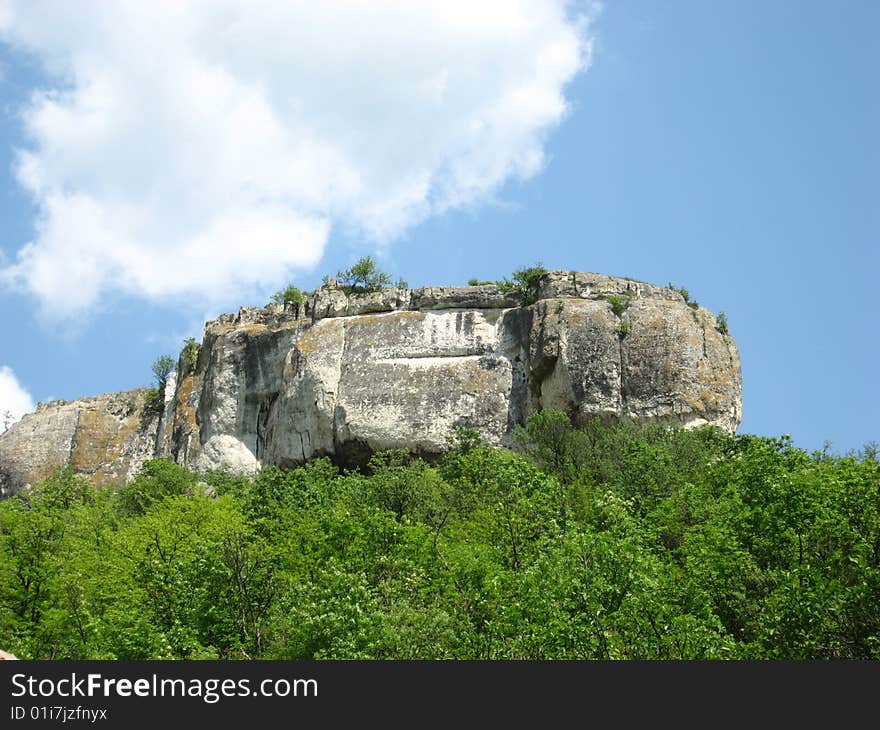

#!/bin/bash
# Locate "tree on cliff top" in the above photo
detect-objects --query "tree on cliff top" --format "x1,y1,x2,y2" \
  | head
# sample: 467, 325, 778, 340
336, 256, 401, 294
271, 285, 304, 307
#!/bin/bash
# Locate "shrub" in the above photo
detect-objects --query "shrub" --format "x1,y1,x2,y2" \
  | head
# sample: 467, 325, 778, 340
444, 426, 483, 455
617, 321, 630, 337
143, 388, 163, 412
667, 283, 700, 309
717, 311, 729, 335
487, 263, 548, 304
606, 294, 632, 317
271, 285, 304, 307
668, 283, 691, 303
181, 337, 200, 374
467, 265, 548, 305
511, 263, 547, 305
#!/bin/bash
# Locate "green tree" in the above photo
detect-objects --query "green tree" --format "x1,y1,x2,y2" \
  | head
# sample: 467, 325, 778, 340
336, 256, 393, 294
0, 468, 97, 658
364, 450, 451, 526
0, 492, 66, 656
112, 494, 250, 658
511, 262, 547, 304
515, 410, 578, 482
150, 355, 175, 391
115, 459, 199, 517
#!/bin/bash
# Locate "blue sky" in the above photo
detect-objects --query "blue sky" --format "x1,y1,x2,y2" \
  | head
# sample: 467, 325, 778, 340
0, 1, 876, 453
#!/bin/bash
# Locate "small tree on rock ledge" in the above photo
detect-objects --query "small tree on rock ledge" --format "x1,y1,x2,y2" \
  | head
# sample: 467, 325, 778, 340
335, 256, 394, 294
271, 285, 304, 307
151, 355, 175, 392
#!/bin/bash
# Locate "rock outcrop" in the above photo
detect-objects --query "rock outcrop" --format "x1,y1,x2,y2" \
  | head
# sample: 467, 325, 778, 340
0, 389, 162, 497
0, 271, 742, 493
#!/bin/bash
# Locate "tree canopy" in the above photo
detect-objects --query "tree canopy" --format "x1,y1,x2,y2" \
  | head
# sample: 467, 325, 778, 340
335, 256, 406, 294
151, 355, 175, 390
1, 415, 877, 660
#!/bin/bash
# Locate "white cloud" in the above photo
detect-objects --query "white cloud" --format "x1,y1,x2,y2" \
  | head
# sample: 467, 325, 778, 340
0, 1, 592, 317
0, 365, 35, 428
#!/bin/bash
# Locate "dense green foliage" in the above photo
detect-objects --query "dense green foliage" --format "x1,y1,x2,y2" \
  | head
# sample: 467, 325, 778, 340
606, 294, 632, 317
1, 414, 877, 659
142, 388, 163, 412
180, 337, 200, 375
472, 263, 548, 306
270, 285, 304, 307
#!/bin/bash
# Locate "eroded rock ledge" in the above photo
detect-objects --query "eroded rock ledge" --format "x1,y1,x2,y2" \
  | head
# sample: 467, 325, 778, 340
0, 271, 741, 493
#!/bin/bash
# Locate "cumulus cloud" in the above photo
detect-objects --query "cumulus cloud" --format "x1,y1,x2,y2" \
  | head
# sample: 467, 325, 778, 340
0, 366, 35, 428
0, 1, 592, 316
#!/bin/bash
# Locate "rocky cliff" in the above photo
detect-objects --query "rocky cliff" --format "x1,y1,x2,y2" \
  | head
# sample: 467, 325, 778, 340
0, 389, 162, 497
0, 271, 741, 494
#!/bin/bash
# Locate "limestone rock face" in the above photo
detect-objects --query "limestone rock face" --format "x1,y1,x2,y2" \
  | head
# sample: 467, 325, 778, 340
0, 271, 742, 489
0, 389, 161, 497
